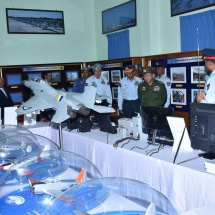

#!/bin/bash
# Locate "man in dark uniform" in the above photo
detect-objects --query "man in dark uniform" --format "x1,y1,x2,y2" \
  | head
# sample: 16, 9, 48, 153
72, 67, 90, 93
138, 66, 167, 107
0, 77, 14, 124
138, 67, 167, 141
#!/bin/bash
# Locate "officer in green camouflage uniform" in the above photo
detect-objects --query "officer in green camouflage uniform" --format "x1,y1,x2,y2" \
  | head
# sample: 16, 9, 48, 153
138, 66, 167, 107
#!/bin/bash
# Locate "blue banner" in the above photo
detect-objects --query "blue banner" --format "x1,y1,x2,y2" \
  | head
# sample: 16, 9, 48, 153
167, 56, 203, 64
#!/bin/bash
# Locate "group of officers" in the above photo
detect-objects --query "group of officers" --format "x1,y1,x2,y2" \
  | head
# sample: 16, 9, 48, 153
69, 47, 215, 119
68, 62, 170, 119
1, 48, 215, 124
69, 62, 171, 119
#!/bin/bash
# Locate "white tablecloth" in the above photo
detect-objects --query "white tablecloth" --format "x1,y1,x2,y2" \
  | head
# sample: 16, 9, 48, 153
181, 202, 215, 215
28, 123, 215, 214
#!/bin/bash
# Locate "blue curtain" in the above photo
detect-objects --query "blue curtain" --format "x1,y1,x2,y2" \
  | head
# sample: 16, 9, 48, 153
180, 10, 215, 52
106, 29, 130, 60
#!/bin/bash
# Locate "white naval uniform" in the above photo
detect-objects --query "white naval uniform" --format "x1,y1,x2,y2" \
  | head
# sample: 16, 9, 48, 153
201, 70, 215, 104
85, 75, 112, 105
155, 75, 171, 107
118, 76, 142, 110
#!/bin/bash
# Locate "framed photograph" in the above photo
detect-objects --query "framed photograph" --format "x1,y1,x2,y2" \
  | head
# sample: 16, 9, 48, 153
111, 70, 121, 83
171, 88, 186, 105
112, 87, 118, 99
170, 67, 186, 83
171, 0, 215, 17
66, 71, 79, 81
51, 71, 61, 82
6, 74, 22, 86
191, 89, 199, 103
101, 71, 109, 82
6, 8, 65, 34
10, 92, 23, 103
28, 73, 41, 79
102, 0, 136, 34
191, 66, 206, 84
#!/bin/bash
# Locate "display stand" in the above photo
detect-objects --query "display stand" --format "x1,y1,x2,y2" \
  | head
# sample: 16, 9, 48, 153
167, 116, 193, 152
4, 107, 17, 125
49, 122, 64, 150
58, 122, 63, 150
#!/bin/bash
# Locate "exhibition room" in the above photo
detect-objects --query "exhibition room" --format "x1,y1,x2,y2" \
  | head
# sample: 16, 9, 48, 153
1, 0, 215, 214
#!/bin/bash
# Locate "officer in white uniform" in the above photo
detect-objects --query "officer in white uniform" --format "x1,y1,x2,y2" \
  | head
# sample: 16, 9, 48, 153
118, 65, 142, 118
197, 48, 215, 104
85, 63, 112, 106
155, 62, 171, 107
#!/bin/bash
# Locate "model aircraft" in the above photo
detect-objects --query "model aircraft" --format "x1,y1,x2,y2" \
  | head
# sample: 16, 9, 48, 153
0, 150, 102, 215
0, 139, 41, 173
1, 150, 68, 184
16, 77, 115, 123
0, 134, 57, 177
28, 168, 85, 197
42, 178, 178, 215
0, 160, 17, 171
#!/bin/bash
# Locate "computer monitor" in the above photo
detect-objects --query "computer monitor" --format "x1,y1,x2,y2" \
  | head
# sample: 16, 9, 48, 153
66, 71, 79, 82
9, 92, 23, 103
51, 71, 61, 82
28, 73, 41, 79
94, 113, 117, 134
140, 106, 174, 144
190, 102, 215, 151
6, 74, 22, 86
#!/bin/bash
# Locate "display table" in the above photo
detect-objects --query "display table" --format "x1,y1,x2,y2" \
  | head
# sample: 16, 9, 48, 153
28, 123, 215, 214
25, 121, 52, 139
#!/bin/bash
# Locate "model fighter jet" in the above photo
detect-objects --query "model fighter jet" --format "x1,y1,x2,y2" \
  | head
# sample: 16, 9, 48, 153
28, 168, 86, 197
16, 77, 115, 123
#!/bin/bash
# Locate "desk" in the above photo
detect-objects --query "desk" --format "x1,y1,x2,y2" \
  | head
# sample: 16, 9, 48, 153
28, 124, 215, 214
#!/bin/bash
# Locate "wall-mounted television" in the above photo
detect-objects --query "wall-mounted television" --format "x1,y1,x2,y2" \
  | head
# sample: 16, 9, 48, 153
51, 71, 61, 82
102, 0, 136, 34
6, 8, 65, 34
28, 73, 41, 79
10, 92, 23, 103
66, 71, 79, 82
6, 74, 22, 86
171, 0, 215, 17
